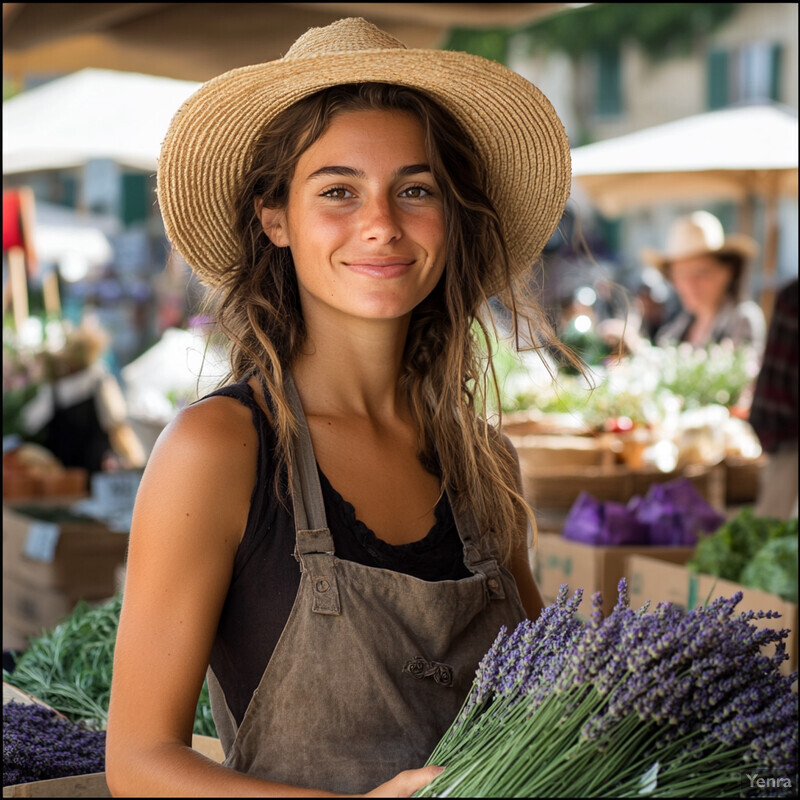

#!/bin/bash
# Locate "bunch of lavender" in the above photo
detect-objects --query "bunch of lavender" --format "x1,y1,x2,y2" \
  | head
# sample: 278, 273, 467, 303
416, 580, 798, 798
3, 701, 106, 787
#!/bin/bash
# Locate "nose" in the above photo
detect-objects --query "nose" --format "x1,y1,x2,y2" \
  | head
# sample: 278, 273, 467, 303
360, 194, 402, 243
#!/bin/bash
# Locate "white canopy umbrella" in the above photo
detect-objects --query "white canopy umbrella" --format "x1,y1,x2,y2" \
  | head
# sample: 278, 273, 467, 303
2, 68, 201, 174
570, 103, 798, 216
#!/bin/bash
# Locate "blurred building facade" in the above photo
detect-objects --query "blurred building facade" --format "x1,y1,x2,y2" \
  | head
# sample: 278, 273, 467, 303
513, 3, 797, 144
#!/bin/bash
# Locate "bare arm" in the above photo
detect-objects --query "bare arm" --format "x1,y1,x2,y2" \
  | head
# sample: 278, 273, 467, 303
105, 395, 440, 798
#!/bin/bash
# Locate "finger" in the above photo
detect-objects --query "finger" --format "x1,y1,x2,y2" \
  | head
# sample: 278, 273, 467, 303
398, 765, 446, 795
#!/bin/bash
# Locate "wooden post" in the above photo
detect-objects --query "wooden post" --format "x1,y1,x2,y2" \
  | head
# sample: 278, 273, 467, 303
7, 246, 29, 331
43, 268, 62, 318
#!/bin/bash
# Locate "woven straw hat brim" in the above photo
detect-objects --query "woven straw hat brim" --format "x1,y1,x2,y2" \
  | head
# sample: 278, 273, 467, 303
641, 233, 759, 272
157, 47, 571, 293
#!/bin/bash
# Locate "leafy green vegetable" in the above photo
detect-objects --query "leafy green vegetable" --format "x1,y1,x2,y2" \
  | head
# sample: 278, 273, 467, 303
688, 509, 797, 599
740, 535, 799, 604
2, 594, 217, 737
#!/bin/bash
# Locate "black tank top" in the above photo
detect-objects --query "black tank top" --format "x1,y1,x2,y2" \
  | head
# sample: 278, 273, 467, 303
205, 380, 471, 726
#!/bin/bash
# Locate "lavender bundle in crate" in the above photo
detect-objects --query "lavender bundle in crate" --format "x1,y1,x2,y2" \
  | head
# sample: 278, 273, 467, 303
3, 701, 106, 787
416, 580, 798, 798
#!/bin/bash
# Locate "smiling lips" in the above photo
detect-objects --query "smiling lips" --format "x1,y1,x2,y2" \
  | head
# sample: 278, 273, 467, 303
343, 257, 416, 278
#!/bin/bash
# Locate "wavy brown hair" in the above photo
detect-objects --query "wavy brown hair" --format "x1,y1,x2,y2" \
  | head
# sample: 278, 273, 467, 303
201, 82, 570, 565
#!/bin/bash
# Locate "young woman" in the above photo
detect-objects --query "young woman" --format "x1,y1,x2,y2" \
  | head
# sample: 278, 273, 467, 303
645, 210, 766, 354
106, 17, 572, 797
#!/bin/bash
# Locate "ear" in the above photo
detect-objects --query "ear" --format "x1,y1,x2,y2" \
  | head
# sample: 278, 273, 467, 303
255, 199, 290, 248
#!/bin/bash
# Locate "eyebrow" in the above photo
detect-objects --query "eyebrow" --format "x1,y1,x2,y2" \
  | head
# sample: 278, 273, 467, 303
305, 164, 432, 182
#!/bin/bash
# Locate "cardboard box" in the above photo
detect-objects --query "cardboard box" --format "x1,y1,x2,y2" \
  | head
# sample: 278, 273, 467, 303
626, 554, 798, 675
3, 501, 129, 593
627, 553, 695, 610
2, 500, 129, 650
3, 572, 108, 643
533, 532, 695, 618
1, 736, 224, 798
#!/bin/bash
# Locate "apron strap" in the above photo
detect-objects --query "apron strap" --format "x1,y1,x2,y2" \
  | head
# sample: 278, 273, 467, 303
284, 372, 342, 615
284, 372, 328, 533
447, 488, 506, 601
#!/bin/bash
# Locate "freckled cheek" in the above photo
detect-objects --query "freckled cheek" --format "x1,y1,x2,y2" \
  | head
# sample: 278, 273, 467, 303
415, 212, 447, 265
289, 211, 350, 264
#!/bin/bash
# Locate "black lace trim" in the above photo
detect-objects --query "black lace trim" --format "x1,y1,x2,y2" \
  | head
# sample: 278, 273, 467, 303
316, 466, 453, 561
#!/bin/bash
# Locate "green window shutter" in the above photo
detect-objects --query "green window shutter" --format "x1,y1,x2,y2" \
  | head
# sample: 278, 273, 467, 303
707, 49, 729, 109
769, 43, 782, 102
707, 202, 737, 234
59, 174, 77, 208
121, 173, 149, 226
595, 46, 622, 116
596, 216, 621, 253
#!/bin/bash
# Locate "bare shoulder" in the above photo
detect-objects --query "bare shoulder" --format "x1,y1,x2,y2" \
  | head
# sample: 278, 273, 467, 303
133, 392, 259, 553
150, 392, 259, 482
158, 391, 257, 452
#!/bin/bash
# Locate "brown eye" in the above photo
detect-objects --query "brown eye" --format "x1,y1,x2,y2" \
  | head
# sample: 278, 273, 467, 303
321, 186, 353, 199
400, 185, 432, 199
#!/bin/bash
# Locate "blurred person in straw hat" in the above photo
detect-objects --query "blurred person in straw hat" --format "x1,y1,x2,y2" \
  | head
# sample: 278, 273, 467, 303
642, 211, 766, 355
106, 17, 577, 797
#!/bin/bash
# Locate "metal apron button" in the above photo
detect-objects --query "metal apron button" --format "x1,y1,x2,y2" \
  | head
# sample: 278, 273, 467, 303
315, 579, 330, 593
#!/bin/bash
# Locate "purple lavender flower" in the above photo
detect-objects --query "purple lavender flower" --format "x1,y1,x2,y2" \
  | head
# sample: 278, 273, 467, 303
3, 701, 106, 786
425, 578, 798, 799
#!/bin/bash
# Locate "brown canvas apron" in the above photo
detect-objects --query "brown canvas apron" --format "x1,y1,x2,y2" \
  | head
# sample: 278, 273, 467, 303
207, 374, 527, 793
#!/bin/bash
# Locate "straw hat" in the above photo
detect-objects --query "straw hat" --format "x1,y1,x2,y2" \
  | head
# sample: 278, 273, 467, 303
156, 17, 571, 292
641, 211, 758, 272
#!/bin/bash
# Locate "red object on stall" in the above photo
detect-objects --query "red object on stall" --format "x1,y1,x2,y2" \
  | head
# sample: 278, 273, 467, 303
3, 187, 39, 326
3, 187, 38, 275
3, 189, 26, 251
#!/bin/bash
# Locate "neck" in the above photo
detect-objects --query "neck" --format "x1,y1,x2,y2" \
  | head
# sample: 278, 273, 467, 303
693, 295, 730, 324
692, 308, 716, 326
291, 313, 411, 421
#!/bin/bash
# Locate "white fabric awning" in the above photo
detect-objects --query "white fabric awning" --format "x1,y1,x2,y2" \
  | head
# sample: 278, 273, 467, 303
3, 68, 200, 175
570, 104, 799, 215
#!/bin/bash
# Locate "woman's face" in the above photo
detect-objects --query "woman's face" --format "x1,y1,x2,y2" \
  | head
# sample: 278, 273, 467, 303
667, 254, 733, 316
259, 108, 446, 326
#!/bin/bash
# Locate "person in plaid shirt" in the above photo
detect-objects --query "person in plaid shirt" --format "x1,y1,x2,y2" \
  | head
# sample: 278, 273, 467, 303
750, 277, 798, 519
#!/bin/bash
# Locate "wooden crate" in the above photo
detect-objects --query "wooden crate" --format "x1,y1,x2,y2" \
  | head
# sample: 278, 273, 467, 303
724, 454, 767, 505
523, 465, 634, 511
510, 433, 617, 473
522, 462, 726, 513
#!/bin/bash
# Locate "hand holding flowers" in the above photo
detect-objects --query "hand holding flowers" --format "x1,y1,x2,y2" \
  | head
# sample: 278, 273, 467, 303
417, 580, 797, 798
